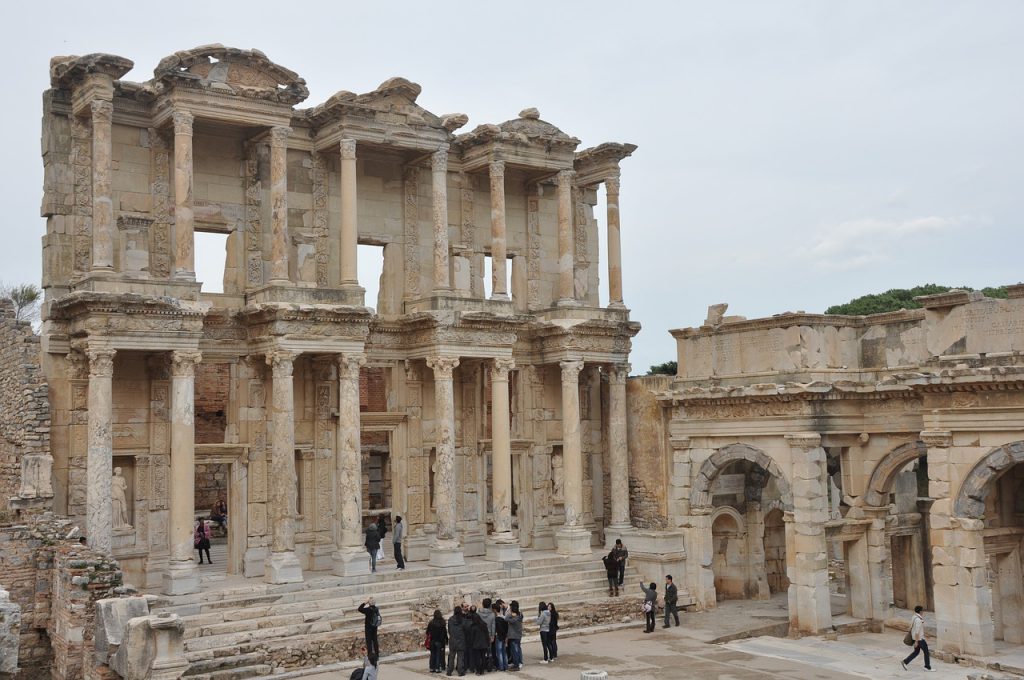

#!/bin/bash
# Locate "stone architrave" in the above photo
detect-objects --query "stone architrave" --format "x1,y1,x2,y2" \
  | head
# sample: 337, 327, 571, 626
332, 352, 371, 577
486, 358, 519, 561
90, 99, 115, 273
431, 147, 451, 293
556, 359, 590, 555
426, 355, 463, 566
339, 139, 359, 286
785, 433, 832, 634
555, 170, 576, 306
269, 126, 291, 284
87, 346, 116, 554
607, 363, 631, 528
171, 110, 195, 280
265, 350, 303, 583
489, 160, 509, 300
164, 350, 200, 595
605, 174, 624, 307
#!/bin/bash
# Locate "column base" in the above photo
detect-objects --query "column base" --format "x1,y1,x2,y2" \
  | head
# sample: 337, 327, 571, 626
554, 298, 578, 308
429, 541, 465, 568
332, 546, 372, 577
485, 534, 521, 562
555, 526, 592, 556
265, 550, 303, 584
603, 524, 634, 551
161, 559, 199, 595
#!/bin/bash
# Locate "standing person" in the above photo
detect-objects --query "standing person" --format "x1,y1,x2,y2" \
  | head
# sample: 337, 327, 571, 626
210, 497, 227, 530
446, 606, 466, 677
640, 581, 657, 633
376, 514, 388, 560
613, 539, 628, 586
901, 605, 933, 672
602, 551, 620, 596
357, 598, 382, 658
491, 603, 508, 671
392, 515, 406, 570
478, 598, 495, 671
505, 600, 523, 671
365, 521, 380, 573
469, 609, 489, 675
360, 649, 379, 680
194, 519, 212, 564
547, 603, 559, 662
537, 601, 552, 663
662, 575, 680, 628
427, 609, 448, 673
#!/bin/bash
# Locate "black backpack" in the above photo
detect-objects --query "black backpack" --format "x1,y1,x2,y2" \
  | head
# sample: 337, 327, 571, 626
373, 609, 382, 628
349, 669, 363, 680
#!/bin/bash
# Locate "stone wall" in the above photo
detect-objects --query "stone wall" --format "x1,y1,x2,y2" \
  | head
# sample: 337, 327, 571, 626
625, 375, 670, 528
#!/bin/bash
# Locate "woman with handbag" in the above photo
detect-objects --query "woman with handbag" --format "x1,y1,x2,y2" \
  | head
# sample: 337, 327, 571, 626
426, 609, 447, 673
194, 519, 212, 564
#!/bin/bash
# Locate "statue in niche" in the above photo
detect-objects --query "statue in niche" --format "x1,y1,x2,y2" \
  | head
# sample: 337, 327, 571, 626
112, 467, 132, 529
551, 452, 564, 502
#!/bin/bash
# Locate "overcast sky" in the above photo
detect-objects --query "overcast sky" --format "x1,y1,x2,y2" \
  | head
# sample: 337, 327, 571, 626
3, 1, 1021, 373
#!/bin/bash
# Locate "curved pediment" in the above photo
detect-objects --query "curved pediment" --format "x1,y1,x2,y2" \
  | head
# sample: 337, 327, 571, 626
50, 53, 133, 88
305, 76, 468, 133
152, 44, 309, 105
457, 108, 580, 151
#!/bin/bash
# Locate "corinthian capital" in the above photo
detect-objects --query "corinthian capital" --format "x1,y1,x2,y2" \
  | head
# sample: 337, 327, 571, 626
172, 110, 194, 136
86, 347, 116, 378
607, 363, 631, 385
90, 99, 113, 125
556, 169, 576, 187
489, 160, 505, 180
336, 352, 367, 381
560, 359, 584, 384
339, 138, 357, 160
605, 174, 621, 195
426, 355, 460, 380
491, 358, 515, 381
267, 350, 296, 377
270, 125, 292, 147
431, 146, 449, 173
170, 350, 202, 378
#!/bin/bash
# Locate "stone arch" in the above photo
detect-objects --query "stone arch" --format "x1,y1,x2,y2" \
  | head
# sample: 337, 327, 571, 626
863, 441, 928, 507
710, 505, 746, 533
690, 443, 793, 511
954, 440, 1024, 519
762, 498, 786, 516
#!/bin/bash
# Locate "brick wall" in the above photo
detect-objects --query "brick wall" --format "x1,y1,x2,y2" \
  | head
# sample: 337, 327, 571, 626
360, 367, 387, 412
195, 363, 229, 444
625, 376, 671, 529
0, 300, 50, 517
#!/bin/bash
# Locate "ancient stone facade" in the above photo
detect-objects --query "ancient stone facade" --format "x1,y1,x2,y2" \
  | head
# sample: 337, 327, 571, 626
647, 286, 1024, 655
34, 45, 638, 593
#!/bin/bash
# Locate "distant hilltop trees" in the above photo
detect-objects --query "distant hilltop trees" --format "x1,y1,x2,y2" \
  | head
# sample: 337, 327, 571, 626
825, 284, 1008, 316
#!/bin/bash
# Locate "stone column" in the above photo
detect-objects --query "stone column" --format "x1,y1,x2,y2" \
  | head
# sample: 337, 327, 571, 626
268, 126, 291, 284
90, 100, 115, 273
431, 147, 451, 294
605, 174, 624, 307
785, 433, 832, 634
426, 356, 463, 566
555, 169, 576, 306
333, 352, 370, 577
172, 110, 195, 280
265, 350, 303, 583
86, 347, 116, 554
607, 363, 630, 529
486, 359, 519, 561
489, 160, 509, 300
556, 359, 590, 555
862, 505, 891, 621
339, 139, 359, 286
163, 350, 201, 595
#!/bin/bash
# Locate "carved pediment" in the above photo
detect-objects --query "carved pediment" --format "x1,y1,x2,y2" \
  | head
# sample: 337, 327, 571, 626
152, 44, 308, 105
455, 107, 580, 151
305, 76, 468, 133
50, 53, 133, 88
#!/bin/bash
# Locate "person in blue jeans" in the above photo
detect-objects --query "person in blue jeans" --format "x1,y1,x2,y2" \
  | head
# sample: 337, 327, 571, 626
901, 606, 933, 671
504, 600, 523, 670
491, 603, 508, 671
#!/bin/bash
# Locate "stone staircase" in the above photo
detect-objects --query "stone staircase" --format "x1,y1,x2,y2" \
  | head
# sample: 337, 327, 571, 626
150, 552, 650, 680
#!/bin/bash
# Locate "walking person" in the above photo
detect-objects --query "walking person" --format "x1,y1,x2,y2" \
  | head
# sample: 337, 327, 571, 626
640, 581, 657, 633
504, 600, 523, 670
901, 605, 934, 672
613, 539, 629, 586
547, 603, 559, 661
392, 515, 406, 570
537, 601, 553, 663
602, 551, 620, 596
357, 598, 382, 658
194, 519, 212, 564
662, 575, 680, 628
365, 521, 380, 573
446, 606, 466, 676
491, 603, 508, 671
427, 609, 448, 673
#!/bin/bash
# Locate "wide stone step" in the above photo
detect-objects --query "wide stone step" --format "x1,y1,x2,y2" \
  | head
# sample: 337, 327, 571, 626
184, 652, 266, 675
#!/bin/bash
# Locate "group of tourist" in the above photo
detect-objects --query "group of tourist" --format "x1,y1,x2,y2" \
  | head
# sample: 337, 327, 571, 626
365, 515, 406, 572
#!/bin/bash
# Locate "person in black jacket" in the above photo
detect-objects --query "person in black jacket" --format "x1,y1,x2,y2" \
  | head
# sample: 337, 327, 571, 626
365, 521, 380, 573
357, 598, 381, 657
426, 609, 448, 673
602, 551, 620, 596
446, 606, 466, 676
662, 574, 680, 628
491, 603, 508, 671
547, 602, 559, 661
469, 609, 490, 675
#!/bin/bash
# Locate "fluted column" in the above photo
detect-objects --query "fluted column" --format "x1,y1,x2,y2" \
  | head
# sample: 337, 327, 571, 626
269, 126, 291, 284
608, 363, 631, 528
606, 174, 624, 307
486, 359, 519, 561
556, 359, 590, 555
86, 347, 115, 553
555, 169, 576, 306
163, 350, 201, 595
333, 352, 371, 577
426, 356, 463, 566
172, 110, 195, 280
431, 147, 451, 293
339, 139, 359, 286
489, 160, 509, 300
90, 100, 115, 273
265, 350, 303, 583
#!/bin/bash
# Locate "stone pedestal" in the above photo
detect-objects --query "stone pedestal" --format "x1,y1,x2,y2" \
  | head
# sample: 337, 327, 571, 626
161, 560, 199, 596
264, 551, 303, 584
429, 542, 466, 568
555, 526, 592, 556
486, 535, 521, 562
331, 546, 372, 577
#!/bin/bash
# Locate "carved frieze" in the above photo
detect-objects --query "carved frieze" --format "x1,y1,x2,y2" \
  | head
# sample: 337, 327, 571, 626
311, 151, 329, 287
149, 128, 172, 278
404, 166, 421, 298
245, 142, 264, 287
71, 114, 92, 275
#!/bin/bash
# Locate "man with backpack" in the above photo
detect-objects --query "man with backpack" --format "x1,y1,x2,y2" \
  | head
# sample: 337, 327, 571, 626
358, 598, 382, 657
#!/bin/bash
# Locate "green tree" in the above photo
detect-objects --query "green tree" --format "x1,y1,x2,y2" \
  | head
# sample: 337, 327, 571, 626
826, 284, 1008, 316
0, 282, 42, 323
647, 361, 677, 376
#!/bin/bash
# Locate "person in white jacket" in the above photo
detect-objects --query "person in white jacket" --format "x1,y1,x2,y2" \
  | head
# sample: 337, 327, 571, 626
901, 605, 934, 671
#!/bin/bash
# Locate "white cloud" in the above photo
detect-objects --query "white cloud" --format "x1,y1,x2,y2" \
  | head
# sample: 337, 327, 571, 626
799, 216, 966, 270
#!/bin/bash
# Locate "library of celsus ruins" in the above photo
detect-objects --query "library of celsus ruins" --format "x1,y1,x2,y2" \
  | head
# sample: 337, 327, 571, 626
2, 42, 1024, 679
